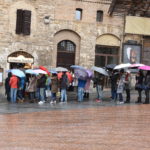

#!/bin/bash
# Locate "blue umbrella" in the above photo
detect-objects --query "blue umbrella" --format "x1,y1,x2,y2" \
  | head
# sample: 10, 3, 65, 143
11, 69, 25, 78
70, 65, 85, 70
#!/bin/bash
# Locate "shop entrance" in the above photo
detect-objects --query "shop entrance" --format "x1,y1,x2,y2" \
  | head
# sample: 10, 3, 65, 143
8, 51, 34, 69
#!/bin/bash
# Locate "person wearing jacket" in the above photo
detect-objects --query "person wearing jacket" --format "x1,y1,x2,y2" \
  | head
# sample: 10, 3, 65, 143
60, 72, 69, 103
9, 75, 19, 103
143, 71, 150, 104
5, 72, 12, 102
117, 69, 125, 104
37, 74, 46, 104
124, 70, 131, 103
28, 75, 37, 103
77, 78, 86, 102
50, 73, 58, 104
135, 70, 144, 103
17, 77, 26, 103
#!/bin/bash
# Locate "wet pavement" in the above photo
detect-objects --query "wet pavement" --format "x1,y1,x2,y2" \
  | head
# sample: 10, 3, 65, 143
0, 87, 150, 150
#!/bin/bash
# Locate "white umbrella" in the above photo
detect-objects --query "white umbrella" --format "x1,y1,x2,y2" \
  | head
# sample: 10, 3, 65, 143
114, 63, 131, 70
91, 66, 109, 76
10, 69, 25, 78
55, 67, 68, 72
33, 69, 47, 74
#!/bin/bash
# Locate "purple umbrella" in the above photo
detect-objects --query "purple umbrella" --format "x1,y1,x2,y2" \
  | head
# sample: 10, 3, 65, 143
74, 68, 88, 80
86, 69, 94, 78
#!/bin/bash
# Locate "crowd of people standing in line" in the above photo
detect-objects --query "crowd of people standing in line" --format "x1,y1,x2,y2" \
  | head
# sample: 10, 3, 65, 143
4, 68, 150, 105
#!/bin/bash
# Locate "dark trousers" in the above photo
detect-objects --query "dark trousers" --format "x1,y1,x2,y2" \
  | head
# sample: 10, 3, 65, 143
118, 93, 123, 102
145, 90, 149, 103
126, 89, 130, 102
137, 90, 142, 102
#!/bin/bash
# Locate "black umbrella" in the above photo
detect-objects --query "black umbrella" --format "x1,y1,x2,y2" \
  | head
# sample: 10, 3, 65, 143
105, 64, 116, 70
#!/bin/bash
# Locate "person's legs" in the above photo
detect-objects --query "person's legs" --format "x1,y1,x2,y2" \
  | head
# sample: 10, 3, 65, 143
40, 88, 45, 102
144, 90, 149, 104
136, 90, 142, 103
96, 85, 100, 99
125, 89, 130, 103
13, 88, 17, 103
78, 87, 84, 102
119, 93, 123, 102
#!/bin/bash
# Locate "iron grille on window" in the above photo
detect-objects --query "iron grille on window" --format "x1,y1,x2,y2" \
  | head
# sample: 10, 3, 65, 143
58, 40, 76, 52
16, 9, 31, 35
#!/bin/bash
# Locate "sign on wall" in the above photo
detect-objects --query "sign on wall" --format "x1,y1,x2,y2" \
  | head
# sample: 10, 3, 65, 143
123, 44, 141, 64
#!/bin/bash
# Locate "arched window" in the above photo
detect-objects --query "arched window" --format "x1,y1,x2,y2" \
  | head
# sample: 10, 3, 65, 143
57, 40, 76, 52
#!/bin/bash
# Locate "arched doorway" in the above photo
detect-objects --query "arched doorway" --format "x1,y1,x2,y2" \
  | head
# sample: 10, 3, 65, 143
57, 40, 76, 69
8, 51, 34, 69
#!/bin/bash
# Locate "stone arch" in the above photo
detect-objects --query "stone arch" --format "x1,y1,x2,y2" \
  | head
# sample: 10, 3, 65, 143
8, 51, 34, 69
96, 34, 121, 46
53, 29, 81, 68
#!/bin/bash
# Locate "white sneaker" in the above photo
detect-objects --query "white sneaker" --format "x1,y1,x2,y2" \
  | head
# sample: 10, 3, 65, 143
117, 101, 124, 104
54, 101, 56, 103
50, 101, 53, 104
38, 101, 44, 104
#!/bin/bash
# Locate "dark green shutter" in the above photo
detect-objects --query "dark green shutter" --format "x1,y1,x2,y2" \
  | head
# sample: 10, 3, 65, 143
16, 9, 23, 34
22, 10, 31, 35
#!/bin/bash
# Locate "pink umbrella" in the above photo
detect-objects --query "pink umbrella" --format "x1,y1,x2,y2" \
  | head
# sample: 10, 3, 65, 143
139, 65, 150, 71
130, 64, 145, 68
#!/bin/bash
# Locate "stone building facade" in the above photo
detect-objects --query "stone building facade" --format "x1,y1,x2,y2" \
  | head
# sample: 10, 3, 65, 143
0, 0, 124, 80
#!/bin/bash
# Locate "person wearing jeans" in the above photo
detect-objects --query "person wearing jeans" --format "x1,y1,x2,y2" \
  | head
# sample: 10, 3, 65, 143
9, 75, 19, 103
60, 72, 69, 103
77, 79, 86, 102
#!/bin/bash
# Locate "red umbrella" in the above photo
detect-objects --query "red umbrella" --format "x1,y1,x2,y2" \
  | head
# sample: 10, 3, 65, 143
39, 66, 50, 76
58, 72, 73, 83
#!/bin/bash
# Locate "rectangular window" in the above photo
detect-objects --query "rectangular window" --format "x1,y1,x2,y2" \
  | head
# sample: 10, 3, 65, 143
75, 9, 82, 20
16, 9, 31, 35
96, 10, 103, 22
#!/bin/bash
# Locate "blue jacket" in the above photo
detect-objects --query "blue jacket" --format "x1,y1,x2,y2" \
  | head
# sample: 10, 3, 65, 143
78, 79, 86, 88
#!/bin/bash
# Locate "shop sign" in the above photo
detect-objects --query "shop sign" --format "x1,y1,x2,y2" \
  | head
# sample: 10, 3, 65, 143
8, 55, 34, 63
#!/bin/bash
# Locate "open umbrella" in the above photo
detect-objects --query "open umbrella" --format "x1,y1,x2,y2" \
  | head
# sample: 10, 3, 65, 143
57, 72, 73, 83
55, 67, 68, 72
70, 65, 85, 70
10, 69, 25, 78
25, 69, 38, 75
139, 65, 150, 71
33, 69, 47, 74
39, 66, 50, 75
129, 63, 145, 68
105, 64, 116, 70
91, 66, 109, 76
114, 63, 131, 70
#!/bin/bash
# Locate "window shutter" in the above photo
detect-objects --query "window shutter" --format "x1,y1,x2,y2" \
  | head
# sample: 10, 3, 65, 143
16, 9, 23, 34
22, 10, 31, 35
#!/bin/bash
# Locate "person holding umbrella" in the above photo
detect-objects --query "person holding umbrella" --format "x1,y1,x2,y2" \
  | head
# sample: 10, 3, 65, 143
143, 71, 150, 104
9, 74, 19, 103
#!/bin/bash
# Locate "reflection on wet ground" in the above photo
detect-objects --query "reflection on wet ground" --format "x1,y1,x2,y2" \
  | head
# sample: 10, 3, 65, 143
0, 103, 150, 150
